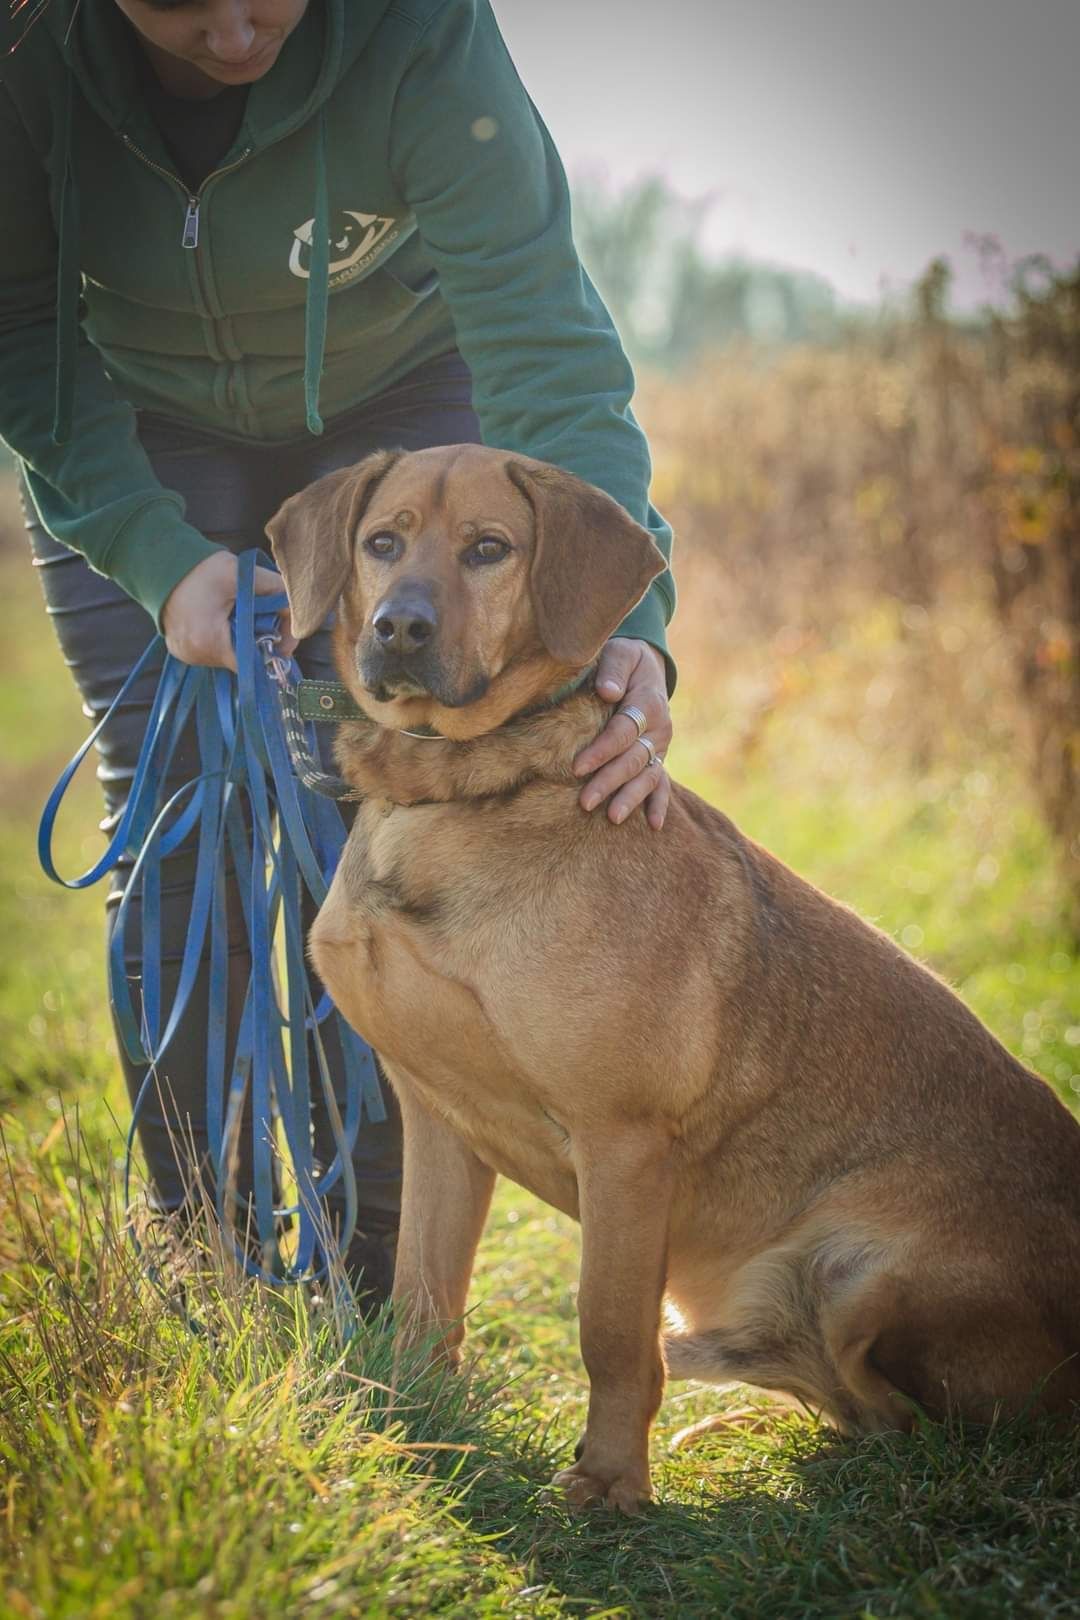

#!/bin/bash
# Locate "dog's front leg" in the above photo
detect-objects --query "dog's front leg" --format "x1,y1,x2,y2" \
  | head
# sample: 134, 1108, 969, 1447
553, 1129, 672, 1514
390, 1076, 496, 1369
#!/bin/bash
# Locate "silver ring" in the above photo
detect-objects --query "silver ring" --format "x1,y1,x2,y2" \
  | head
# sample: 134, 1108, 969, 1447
619, 704, 648, 739
636, 735, 660, 770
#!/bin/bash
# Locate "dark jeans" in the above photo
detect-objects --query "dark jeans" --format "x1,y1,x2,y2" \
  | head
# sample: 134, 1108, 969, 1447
24, 351, 481, 1219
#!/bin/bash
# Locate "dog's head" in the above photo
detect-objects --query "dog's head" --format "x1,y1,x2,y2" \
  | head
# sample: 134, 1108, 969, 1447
266, 444, 664, 737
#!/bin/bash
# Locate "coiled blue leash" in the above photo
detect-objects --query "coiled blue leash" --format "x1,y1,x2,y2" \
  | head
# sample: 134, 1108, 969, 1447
38, 550, 385, 1286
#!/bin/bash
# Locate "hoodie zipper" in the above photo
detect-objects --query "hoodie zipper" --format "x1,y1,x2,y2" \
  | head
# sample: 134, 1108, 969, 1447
181, 199, 201, 250
119, 134, 254, 411
118, 134, 252, 254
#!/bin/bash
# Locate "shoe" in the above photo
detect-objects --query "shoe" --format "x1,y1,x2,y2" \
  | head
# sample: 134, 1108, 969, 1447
127, 1199, 203, 1316
332, 1207, 399, 1317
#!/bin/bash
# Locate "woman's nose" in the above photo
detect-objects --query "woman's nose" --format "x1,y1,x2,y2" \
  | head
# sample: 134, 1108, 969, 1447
205, 4, 257, 61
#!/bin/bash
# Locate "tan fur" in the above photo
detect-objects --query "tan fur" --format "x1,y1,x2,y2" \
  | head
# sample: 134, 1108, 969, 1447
269, 446, 1080, 1514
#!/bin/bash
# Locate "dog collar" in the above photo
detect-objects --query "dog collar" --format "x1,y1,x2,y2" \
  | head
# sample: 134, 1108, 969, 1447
295, 667, 596, 738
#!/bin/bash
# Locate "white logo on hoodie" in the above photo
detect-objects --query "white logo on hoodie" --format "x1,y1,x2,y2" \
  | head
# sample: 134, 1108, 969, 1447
289, 210, 399, 286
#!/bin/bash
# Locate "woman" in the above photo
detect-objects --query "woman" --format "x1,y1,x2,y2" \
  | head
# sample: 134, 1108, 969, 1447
0, 0, 676, 1301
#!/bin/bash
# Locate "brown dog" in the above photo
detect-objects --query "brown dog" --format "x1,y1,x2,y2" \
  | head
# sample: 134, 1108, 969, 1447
267, 444, 1080, 1512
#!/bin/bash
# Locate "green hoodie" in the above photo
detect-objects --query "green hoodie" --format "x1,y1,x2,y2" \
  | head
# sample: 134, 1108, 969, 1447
0, 0, 674, 676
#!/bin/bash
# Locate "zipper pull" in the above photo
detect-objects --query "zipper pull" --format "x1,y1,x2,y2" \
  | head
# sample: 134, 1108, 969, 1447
181, 198, 200, 250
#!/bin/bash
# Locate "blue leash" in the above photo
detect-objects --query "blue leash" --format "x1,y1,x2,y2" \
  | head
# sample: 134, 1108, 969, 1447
38, 551, 385, 1285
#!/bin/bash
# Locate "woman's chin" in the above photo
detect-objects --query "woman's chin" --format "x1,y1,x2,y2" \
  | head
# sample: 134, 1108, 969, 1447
198, 41, 282, 85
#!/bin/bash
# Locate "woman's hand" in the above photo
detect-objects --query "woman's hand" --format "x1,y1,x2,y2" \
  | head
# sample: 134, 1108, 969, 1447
573, 638, 672, 830
161, 551, 297, 671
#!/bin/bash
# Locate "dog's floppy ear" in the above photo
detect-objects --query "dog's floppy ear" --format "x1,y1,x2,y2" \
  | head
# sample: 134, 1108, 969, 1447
506, 461, 665, 665
265, 449, 402, 639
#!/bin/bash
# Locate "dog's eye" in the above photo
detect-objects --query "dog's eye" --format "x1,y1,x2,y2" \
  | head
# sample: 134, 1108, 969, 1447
364, 532, 401, 560
466, 536, 511, 566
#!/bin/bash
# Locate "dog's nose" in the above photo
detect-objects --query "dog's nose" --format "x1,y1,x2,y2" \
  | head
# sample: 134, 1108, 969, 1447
372, 596, 437, 656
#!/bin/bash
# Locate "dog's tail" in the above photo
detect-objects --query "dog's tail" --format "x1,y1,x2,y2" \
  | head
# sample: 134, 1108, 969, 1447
662, 1329, 733, 1383
661, 1325, 828, 1406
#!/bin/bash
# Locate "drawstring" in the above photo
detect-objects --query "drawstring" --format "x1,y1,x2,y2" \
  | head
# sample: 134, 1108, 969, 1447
52, 71, 79, 445
303, 108, 329, 436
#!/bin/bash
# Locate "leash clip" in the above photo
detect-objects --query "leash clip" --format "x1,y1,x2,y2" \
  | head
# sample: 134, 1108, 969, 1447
256, 631, 293, 691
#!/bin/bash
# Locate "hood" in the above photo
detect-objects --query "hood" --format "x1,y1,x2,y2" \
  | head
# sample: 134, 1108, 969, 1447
2, 1, 394, 143
37, 0, 382, 153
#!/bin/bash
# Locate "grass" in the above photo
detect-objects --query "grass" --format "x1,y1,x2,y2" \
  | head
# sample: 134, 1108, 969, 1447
1, 502, 1079, 1618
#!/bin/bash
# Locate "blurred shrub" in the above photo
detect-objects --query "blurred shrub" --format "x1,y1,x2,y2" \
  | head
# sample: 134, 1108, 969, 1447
977, 258, 1080, 912
640, 252, 1080, 918
572, 171, 843, 362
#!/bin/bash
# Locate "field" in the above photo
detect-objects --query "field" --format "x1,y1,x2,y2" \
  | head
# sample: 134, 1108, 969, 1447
2, 312, 1080, 1618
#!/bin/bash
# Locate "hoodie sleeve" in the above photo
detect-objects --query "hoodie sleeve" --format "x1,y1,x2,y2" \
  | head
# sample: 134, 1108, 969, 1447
0, 87, 223, 628
387, 0, 677, 690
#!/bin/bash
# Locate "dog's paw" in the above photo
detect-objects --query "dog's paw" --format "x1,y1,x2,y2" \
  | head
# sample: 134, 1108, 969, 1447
551, 1463, 651, 1515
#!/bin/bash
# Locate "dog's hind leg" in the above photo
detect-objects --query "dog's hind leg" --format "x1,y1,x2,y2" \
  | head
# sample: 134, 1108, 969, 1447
823, 1270, 1080, 1431
666, 1264, 1080, 1435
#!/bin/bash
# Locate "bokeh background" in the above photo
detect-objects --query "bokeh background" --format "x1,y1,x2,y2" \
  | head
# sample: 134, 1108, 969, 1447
1, 6, 1079, 1613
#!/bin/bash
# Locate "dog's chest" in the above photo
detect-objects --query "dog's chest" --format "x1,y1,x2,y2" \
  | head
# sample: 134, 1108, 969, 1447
311, 804, 584, 1210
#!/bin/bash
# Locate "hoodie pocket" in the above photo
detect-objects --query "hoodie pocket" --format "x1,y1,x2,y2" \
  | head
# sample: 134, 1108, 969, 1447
380, 264, 440, 302
334, 261, 441, 341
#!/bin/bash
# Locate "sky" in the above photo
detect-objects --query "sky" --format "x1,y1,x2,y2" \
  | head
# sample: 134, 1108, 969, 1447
493, 0, 1080, 313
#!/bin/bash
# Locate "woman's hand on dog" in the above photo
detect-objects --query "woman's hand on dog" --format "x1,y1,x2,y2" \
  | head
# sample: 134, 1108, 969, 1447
573, 638, 672, 830
162, 551, 297, 672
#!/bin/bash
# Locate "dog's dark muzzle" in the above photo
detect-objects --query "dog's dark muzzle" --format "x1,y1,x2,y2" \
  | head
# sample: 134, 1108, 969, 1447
361, 584, 445, 700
